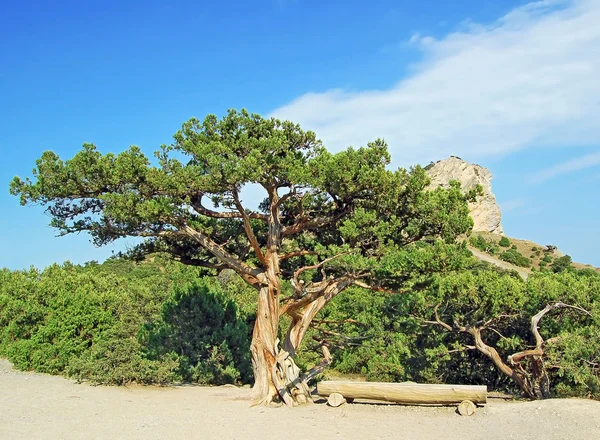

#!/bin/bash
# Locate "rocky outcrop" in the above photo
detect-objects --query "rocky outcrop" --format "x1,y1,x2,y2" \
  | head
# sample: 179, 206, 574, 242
425, 156, 503, 234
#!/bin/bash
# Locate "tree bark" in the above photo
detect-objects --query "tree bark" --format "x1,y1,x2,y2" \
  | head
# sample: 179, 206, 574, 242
249, 186, 317, 407
250, 285, 280, 405
249, 285, 316, 406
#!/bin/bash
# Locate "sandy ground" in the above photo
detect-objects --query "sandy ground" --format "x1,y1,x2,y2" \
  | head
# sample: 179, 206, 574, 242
1, 359, 599, 440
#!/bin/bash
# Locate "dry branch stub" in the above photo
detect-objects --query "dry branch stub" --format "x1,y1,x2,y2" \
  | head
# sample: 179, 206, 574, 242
317, 381, 487, 405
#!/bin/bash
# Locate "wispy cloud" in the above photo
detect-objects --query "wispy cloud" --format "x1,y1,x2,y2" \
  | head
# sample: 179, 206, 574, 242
272, 0, 600, 166
528, 151, 600, 184
499, 198, 528, 213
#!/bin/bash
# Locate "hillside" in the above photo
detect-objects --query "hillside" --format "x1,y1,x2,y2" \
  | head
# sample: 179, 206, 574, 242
426, 157, 598, 275
466, 232, 599, 278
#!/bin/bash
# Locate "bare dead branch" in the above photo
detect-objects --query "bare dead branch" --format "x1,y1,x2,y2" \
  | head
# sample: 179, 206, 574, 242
293, 253, 347, 288
299, 344, 333, 384
439, 345, 477, 356
509, 302, 591, 365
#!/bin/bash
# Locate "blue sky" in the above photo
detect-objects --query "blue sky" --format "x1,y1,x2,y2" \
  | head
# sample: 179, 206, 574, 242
1, 0, 599, 269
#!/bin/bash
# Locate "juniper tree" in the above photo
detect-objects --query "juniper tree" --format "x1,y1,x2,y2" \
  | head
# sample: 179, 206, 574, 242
11, 109, 475, 405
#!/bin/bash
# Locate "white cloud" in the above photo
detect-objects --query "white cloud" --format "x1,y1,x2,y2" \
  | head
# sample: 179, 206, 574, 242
271, 0, 600, 167
528, 151, 600, 183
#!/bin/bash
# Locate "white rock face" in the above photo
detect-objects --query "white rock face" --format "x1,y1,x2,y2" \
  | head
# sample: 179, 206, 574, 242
425, 156, 503, 235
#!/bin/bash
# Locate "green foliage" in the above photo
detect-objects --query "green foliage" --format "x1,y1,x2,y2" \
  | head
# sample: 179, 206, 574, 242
9, 109, 478, 402
469, 235, 499, 255
500, 249, 531, 267
0, 258, 251, 385
17, 109, 595, 402
499, 236, 511, 247
550, 255, 573, 273
67, 326, 180, 385
144, 280, 252, 384
314, 266, 599, 399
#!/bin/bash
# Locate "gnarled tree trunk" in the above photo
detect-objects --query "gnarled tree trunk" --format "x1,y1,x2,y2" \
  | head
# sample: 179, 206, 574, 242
250, 286, 280, 405
249, 311, 313, 406
250, 279, 348, 406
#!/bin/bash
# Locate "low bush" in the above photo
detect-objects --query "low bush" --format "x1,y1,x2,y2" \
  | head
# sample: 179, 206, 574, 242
499, 236, 511, 247
500, 249, 531, 267
469, 235, 499, 255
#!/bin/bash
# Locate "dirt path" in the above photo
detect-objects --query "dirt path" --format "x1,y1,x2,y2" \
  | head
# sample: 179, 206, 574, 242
468, 246, 530, 279
1, 360, 598, 440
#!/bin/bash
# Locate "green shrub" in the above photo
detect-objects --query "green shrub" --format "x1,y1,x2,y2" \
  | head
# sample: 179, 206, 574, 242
144, 280, 252, 384
469, 235, 488, 252
67, 326, 181, 385
469, 235, 499, 255
499, 236, 511, 247
550, 255, 573, 274
500, 249, 531, 267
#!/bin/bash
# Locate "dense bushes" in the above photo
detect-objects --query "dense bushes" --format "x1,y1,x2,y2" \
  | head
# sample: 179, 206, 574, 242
1, 254, 598, 399
143, 280, 252, 384
0, 257, 252, 385
550, 255, 573, 273
311, 265, 600, 399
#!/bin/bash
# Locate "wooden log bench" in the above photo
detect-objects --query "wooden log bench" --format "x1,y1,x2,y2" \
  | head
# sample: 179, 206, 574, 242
317, 381, 487, 408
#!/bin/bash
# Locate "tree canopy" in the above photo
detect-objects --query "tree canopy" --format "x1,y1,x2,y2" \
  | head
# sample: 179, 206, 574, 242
11, 109, 476, 405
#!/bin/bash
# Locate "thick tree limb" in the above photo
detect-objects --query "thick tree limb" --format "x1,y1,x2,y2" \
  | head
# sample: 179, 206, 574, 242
232, 188, 267, 266
182, 225, 263, 283
468, 327, 515, 378
281, 206, 351, 236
